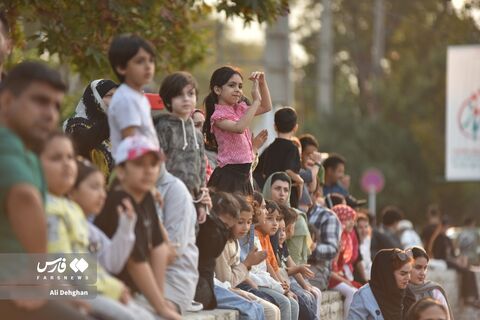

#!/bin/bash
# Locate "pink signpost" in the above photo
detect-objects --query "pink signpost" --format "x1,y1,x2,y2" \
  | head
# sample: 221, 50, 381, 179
361, 168, 385, 217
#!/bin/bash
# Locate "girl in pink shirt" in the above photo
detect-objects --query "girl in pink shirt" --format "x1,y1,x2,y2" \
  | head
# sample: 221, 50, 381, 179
203, 66, 272, 195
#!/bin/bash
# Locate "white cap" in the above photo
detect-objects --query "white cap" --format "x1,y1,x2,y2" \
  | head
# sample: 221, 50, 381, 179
114, 135, 160, 164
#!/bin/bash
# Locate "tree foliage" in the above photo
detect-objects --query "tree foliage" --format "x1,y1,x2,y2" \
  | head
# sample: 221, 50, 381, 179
0, 0, 288, 80
299, 0, 480, 223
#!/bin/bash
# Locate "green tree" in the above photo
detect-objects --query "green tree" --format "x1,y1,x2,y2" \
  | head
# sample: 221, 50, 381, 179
299, 0, 480, 223
1, 0, 288, 80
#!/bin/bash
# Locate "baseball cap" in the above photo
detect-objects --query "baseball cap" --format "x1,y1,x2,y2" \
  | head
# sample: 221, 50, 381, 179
114, 135, 161, 165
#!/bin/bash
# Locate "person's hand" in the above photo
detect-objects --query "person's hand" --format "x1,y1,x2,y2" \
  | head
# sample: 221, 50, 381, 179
199, 187, 212, 210
244, 247, 267, 268
153, 189, 164, 208
69, 299, 91, 315
305, 283, 316, 296
252, 129, 268, 152
117, 198, 137, 220
286, 290, 297, 301
167, 243, 180, 265
119, 285, 131, 304
343, 279, 355, 288
250, 77, 262, 104
281, 280, 290, 292
157, 301, 181, 320
309, 240, 317, 253
294, 176, 304, 188
244, 277, 259, 290
249, 71, 266, 86
197, 206, 207, 224
231, 288, 255, 301
304, 157, 315, 169
311, 151, 323, 164
296, 264, 314, 279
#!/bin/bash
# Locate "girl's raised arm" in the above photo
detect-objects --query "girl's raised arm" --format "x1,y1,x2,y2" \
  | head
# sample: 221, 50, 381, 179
251, 72, 272, 116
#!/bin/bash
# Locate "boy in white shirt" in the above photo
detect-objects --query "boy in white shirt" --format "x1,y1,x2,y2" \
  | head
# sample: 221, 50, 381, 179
107, 34, 159, 156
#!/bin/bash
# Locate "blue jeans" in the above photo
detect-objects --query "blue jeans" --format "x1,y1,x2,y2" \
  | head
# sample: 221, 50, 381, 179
290, 280, 317, 320
258, 287, 299, 320
214, 285, 265, 320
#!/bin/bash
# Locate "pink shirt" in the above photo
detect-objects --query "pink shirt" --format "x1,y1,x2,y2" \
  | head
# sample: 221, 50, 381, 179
211, 102, 253, 167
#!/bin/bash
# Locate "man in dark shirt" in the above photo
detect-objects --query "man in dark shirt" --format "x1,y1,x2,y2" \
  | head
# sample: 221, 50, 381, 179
380, 206, 403, 249
253, 107, 303, 208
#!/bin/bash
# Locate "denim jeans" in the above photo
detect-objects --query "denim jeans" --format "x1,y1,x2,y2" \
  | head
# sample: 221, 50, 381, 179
258, 287, 299, 320
214, 285, 265, 320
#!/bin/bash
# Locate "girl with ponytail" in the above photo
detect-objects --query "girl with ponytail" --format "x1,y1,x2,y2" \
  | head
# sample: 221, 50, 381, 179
203, 66, 272, 195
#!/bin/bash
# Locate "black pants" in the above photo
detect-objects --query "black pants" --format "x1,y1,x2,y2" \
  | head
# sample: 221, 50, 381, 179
207, 163, 253, 195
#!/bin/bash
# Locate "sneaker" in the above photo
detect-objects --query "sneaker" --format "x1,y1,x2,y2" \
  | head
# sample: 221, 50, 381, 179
186, 300, 203, 312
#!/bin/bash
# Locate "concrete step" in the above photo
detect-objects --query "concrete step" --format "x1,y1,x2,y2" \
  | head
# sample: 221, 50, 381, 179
183, 309, 239, 319
182, 290, 345, 320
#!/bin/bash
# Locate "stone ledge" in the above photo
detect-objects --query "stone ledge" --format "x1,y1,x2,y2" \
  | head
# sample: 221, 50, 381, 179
182, 290, 344, 320
183, 309, 239, 319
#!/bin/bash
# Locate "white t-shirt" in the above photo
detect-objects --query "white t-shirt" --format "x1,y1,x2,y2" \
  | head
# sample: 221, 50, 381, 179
108, 83, 159, 157
249, 236, 283, 292
359, 236, 372, 280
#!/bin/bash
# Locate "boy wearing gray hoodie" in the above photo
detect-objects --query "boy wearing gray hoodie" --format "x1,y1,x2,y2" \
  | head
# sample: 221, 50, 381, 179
154, 71, 208, 222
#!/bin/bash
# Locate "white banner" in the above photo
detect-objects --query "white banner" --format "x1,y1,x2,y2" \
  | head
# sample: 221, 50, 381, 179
446, 46, 480, 181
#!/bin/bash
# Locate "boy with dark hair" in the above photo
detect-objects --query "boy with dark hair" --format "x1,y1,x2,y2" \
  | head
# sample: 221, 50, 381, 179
297, 134, 325, 212
322, 153, 348, 196
0, 62, 87, 319
107, 34, 158, 156
299, 134, 318, 154
95, 135, 181, 320
154, 72, 208, 223
0, 11, 11, 81
254, 107, 303, 208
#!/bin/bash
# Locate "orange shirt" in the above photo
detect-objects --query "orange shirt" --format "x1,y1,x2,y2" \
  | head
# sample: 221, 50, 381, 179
255, 229, 279, 272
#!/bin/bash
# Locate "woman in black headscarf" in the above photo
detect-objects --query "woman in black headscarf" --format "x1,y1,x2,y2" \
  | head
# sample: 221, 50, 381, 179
64, 79, 117, 180
347, 248, 416, 320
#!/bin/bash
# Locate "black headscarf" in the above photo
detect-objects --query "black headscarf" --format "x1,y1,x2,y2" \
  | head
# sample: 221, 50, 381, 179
369, 249, 410, 320
63, 79, 117, 177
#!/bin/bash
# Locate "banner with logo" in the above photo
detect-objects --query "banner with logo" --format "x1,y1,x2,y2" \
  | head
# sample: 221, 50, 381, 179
446, 45, 480, 181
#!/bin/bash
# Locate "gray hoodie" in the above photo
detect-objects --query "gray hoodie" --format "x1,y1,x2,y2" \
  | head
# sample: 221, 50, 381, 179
156, 168, 199, 314
154, 113, 206, 197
